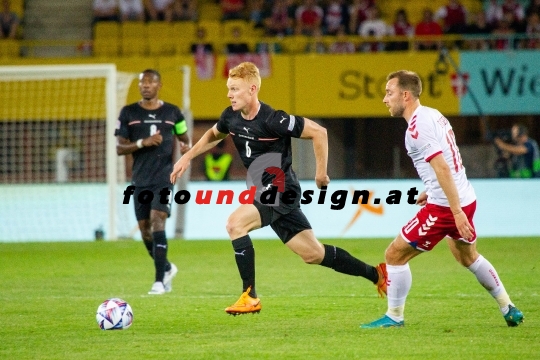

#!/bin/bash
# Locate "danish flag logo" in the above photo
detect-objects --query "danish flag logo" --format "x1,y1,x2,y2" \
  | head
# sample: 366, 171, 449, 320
451, 72, 469, 97
418, 214, 438, 236
408, 116, 419, 139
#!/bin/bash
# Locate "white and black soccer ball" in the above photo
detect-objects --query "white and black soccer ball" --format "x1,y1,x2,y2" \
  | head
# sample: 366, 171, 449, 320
96, 298, 133, 330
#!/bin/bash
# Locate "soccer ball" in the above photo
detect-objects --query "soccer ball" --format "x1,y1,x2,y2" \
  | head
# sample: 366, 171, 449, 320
96, 298, 133, 330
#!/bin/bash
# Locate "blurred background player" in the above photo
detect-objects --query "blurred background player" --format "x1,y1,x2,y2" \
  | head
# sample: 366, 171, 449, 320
1, 0, 19, 39
92, 0, 119, 24
494, 124, 540, 178
145, 0, 174, 22
295, 0, 324, 36
204, 140, 233, 181
170, 62, 386, 315
118, 0, 145, 22
115, 69, 190, 295
361, 70, 523, 328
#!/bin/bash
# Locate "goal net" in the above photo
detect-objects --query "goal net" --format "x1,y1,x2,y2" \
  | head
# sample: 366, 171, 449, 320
0, 64, 136, 241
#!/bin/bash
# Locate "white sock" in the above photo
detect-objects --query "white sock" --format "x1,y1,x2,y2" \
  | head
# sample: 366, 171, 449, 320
385, 263, 411, 322
468, 255, 513, 315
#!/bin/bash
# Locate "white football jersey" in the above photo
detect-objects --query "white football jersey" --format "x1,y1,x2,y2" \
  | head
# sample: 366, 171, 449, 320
405, 105, 476, 207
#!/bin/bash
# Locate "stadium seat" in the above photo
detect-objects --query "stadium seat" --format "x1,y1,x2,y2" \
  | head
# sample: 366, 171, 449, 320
408, 3, 437, 25
198, 3, 222, 21
196, 20, 222, 43
463, 0, 483, 15
121, 21, 147, 39
147, 22, 176, 55
0, 39, 20, 58
248, 21, 266, 38
175, 39, 192, 55
149, 38, 176, 56
173, 21, 197, 39
93, 38, 119, 57
223, 20, 249, 40
245, 36, 259, 52
10, 0, 24, 18
121, 37, 148, 57
147, 21, 175, 39
94, 22, 120, 39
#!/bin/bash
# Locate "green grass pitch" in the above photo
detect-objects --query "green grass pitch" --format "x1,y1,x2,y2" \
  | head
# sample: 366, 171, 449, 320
1, 237, 538, 359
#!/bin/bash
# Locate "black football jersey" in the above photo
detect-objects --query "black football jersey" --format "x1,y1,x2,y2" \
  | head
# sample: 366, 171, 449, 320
115, 101, 186, 186
216, 102, 305, 212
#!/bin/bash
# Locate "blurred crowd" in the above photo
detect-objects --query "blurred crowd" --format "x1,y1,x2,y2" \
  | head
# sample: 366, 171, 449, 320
93, 0, 198, 23
90, 0, 540, 53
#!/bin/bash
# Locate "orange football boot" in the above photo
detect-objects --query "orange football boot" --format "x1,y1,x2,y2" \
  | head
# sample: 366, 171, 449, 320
225, 286, 261, 315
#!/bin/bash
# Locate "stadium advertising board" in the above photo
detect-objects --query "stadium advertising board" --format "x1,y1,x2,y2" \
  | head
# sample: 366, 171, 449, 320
459, 50, 540, 115
183, 179, 540, 240
292, 52, 460, 117
3, 52, 540, 119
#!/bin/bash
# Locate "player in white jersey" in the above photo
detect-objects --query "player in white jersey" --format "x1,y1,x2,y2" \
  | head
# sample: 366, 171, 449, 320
405, 106, 476, 208
361, 70, 524, 328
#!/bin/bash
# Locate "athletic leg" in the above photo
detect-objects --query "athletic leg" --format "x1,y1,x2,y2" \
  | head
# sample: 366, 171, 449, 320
384, 235, 421, 322
138, 219, 154, 258
134, 186, 171, 269
361, 234, 422, 328
225, 204, 262, 297
146, 210, 170, 295
285, 230, 381, 284
224, 204, 263, 315
447, 238, 523, 326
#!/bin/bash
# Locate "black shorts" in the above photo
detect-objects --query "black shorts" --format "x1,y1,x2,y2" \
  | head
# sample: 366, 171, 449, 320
133, 184, 173, 221
253, 201, 312, 243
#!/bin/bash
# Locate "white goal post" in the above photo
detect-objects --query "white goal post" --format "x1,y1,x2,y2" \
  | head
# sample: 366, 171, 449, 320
0, 64, 133, 241
174, 65, 194, 239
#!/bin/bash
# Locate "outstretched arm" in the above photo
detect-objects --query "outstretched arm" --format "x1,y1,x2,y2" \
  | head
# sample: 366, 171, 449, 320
300, 118, 330, 189
494, 138, 528, 156
170, 124, 227, 184
430, 154, 474, 240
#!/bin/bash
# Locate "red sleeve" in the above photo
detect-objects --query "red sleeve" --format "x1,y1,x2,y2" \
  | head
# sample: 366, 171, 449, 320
426, 151, 443, 162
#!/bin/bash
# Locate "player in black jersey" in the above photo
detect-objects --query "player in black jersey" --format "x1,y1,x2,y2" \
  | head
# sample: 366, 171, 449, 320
170, 62, 386, 315
116, 69, 190, 295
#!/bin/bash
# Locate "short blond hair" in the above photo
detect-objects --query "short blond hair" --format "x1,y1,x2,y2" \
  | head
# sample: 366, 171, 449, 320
387, 70, 422, 98
228, 62, 261, 90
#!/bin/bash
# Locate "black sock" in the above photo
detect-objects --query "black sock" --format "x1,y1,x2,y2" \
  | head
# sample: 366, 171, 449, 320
152, 231, 168, 282
144, 238, 171, 272
232, 235, 256, 298
320, 244, 379, 283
